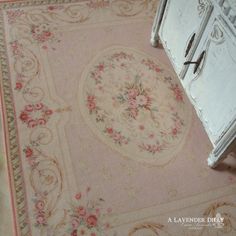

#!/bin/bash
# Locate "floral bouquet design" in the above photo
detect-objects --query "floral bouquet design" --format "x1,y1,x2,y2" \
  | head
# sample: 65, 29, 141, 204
69, 188, 112, 236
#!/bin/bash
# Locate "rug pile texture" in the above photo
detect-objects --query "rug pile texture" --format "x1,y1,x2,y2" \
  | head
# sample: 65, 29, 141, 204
0, 0, 236, 235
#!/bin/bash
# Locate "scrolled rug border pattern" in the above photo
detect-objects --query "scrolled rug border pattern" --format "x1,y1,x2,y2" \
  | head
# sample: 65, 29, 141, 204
0, 10, 31, 236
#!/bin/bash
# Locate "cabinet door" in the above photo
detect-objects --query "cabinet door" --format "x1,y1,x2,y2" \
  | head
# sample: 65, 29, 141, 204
159, 0, 213, 78
184, 17, 236, 145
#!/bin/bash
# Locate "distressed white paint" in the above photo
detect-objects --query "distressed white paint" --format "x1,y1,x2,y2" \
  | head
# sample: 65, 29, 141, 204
185, 17, 236, 145
159, 0, 213, 78
151, 0, 236, 167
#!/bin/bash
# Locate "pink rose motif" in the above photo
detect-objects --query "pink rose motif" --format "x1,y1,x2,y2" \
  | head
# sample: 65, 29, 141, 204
19, 111, 28, 122
178, 95, 183, 102
35, 200, 45, 210
35, 200, 45, 211
170, 84, 183, 102
25, 147, 33, 158
75, 192, 82, 200
47, 5, 63, 11
36, 214, 46, 225
71, 229, 78, 236
35, 103, 43, 110
128, 89, 138, 99
38, 118, 47, 126
139, 125, 145, 130
136, 95, 148, 106
97, 63, 104, 72
45, 109, 53, 115
25, 105, 34, 112
77, 206, 86, 217
28, 119, 38, 128
128, 99, 138, 109
91, 233, 96, 236
71, 219, 80, 229
86, 214, 97, 227
113, 132, 122, 141
172, 128, 178, 136
31, 24, 53, 43
174, 89, 183, 101
41, 31, 52, 42
88, 102, 96, 111
15, 82, 22, 90
48, 6, 55, 11
87, 95, 95, 102
106, 127, 113, 134
87, 95, 96, 111
19, 103, 53, 128
44, 31, 52, 38
155, 67, 161, 73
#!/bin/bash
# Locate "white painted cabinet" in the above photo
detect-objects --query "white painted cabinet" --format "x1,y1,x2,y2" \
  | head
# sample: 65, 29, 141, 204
184, 17, 236, 145
159, 0, 213, 78
151, 0, 236, 167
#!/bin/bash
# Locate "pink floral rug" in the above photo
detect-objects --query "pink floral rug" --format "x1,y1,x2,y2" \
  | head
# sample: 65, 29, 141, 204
79, 46, 192, 165
0, 0, 236, 236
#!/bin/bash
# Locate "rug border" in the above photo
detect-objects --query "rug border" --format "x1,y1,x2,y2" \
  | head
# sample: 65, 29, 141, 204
0, 6, 32, 235
0, 2, 102, 236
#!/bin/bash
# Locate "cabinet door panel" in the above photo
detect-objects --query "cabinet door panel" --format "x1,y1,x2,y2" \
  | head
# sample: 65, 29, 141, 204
159, 0, 213, 78
185, 18, 236, 145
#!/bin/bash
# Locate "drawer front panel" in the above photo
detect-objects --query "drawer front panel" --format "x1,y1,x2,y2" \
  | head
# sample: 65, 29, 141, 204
185, 17, 236, 144
159, 0, 213, 78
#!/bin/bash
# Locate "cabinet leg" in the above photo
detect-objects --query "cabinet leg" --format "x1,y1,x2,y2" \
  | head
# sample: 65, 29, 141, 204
207, 151, 227, 168
150, 33, 159, 47
150, 0, 167, 48
208, 136, 236, 168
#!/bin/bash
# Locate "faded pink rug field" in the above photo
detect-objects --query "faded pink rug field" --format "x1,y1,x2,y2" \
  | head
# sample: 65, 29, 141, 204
0, 0, 236, 235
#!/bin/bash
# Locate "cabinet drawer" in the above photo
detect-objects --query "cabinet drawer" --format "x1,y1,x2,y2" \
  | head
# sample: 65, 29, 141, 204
184, 17, 236, 145
159, 0, 213, 79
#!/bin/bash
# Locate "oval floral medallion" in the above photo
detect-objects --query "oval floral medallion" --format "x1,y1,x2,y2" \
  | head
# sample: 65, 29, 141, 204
79, 47, 192, 165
